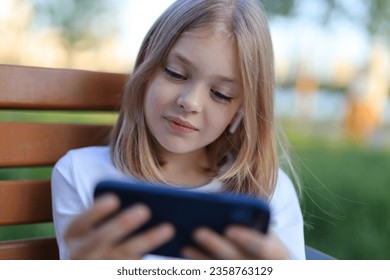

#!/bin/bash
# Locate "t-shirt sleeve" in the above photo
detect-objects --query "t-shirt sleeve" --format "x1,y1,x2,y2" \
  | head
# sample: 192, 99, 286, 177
268, 169, 306, 259
51, 151, 87, 260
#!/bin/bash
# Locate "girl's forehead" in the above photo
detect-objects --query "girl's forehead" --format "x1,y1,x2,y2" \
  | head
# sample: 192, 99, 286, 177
168, 29, 235, 57
169, 27, 238, 64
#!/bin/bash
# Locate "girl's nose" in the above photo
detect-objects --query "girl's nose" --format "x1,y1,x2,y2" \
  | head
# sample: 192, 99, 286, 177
176, 84, 203, 113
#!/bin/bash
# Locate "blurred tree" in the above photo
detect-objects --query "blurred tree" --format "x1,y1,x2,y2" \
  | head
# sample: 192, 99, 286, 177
30, 0, 118, 63
261, 0, 390, 41
261, 0, 390, 142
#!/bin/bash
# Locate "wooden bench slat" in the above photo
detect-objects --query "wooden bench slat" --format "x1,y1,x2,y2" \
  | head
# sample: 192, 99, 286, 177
0, 122, 112, 167
0, 180, 52, 225
0, 64, 127, 110
0, 237, 58, 260
0, 64, 124, 259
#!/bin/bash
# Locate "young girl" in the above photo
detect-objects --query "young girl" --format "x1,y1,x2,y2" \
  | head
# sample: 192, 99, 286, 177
51, 0, 305, 260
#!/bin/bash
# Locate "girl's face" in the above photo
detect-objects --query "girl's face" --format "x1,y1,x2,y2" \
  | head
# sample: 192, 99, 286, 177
144, 27, 243, 155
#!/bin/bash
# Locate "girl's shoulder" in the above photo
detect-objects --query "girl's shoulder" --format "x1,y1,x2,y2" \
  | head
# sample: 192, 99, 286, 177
53, 145, 125, 188
269, 169, 305, 260
65, 145, 111, 160
270, 168, 301, 209
276, 168, 294, 189
54, 146, 111, 168
52, 146, 127, 206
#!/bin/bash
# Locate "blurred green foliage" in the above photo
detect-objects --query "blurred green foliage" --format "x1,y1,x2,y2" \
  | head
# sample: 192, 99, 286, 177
262, 0, 390, 42
0, 110, 117, 125
30, 0, 118, 50
288, 130, 390, 259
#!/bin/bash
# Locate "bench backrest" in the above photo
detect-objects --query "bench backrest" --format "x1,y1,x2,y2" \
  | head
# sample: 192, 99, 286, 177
0, 64, 127, 259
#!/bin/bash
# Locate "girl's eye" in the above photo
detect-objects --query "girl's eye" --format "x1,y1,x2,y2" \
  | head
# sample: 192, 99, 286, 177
164, 67, 186, 80
211, 89, 233, 103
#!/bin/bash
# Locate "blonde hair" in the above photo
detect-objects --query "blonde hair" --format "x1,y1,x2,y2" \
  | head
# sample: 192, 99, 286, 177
111, 0, 280, 198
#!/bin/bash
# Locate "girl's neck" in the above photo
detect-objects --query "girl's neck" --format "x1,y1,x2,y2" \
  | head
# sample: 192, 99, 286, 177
158, 147, 215, 188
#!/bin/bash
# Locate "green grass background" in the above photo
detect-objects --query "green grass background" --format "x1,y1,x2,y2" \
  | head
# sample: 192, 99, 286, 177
1, 112, 389, 259
292, 134, 390, 259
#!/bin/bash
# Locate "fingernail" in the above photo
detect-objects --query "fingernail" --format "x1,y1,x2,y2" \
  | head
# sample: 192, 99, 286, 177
129, 204, 149, 219
161, 224, 175, 236
181, 248, 193, 259
225, 227, 239, 239
194, 228, 208, 242
124, 204, 149, 221
97, 194, 117, 207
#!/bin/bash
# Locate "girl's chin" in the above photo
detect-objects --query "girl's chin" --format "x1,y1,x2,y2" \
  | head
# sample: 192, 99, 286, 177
160, 146, 200, 155
156, 141, 205, 155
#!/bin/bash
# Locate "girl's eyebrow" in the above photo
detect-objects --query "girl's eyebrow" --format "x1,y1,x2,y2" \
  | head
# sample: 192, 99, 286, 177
170, 52, 239, 85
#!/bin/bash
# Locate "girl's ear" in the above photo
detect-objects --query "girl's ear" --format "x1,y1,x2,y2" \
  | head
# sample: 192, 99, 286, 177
228, 109, 243, 134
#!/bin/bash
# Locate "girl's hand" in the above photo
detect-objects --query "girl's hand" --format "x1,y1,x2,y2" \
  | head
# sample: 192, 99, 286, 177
182, 226, 289, 260
63, 194, 175, 259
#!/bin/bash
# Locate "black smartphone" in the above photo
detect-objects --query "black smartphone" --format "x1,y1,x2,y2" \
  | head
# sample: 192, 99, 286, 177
94, 179, 270, 258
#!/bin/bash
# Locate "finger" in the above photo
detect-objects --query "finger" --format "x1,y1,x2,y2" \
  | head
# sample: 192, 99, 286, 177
67, 203, 152, 259
116, 223, 175, 259
181, 246, 212, 260
64, 194, 119, 239
88, 203, 152, 251
225, 226, 290, 259
193, 227, 246, 259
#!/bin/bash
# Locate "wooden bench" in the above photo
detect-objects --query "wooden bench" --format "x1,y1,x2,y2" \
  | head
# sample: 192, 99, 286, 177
0, 64, 127, 259
0, 64, 333, 260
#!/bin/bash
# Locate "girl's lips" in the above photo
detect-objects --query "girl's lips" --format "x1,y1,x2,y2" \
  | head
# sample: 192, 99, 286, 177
164, 116, 199, 131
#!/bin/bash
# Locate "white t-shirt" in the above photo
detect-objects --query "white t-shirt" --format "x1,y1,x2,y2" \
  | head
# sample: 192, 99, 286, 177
51, 146, 305, 259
